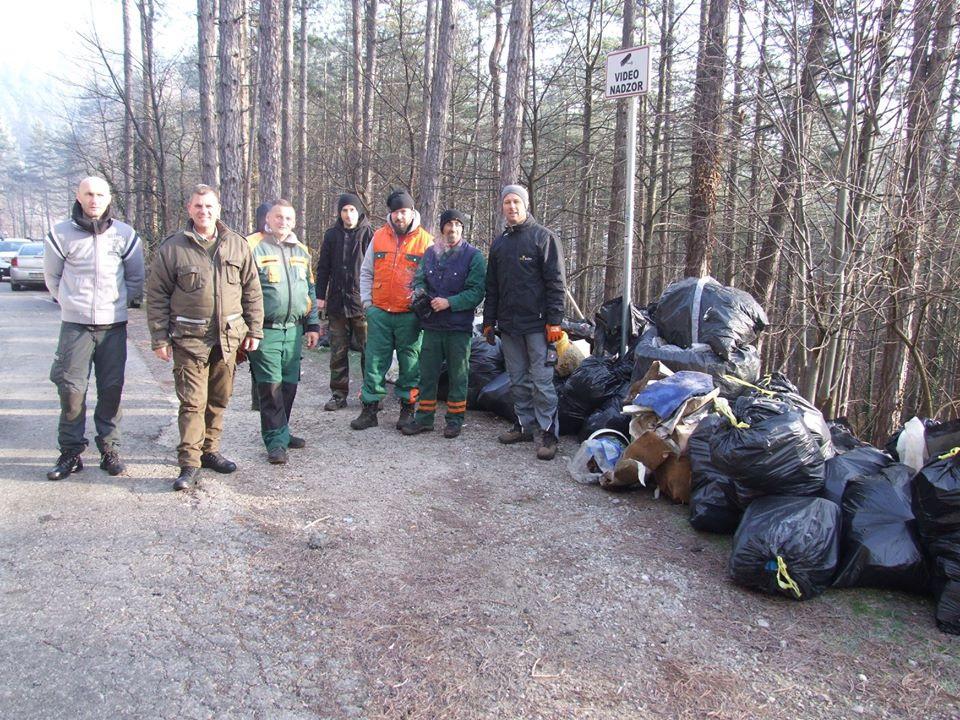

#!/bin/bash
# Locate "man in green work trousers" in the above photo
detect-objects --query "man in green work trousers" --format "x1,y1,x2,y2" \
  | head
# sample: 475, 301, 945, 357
246, 200, 321, 464
400, 209, 486, 438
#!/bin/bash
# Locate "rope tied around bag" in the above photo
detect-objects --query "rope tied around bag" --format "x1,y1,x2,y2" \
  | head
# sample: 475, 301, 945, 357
776, 556, 802, 599
714, 397, 750, 429
938, 446, 960, 460
721, 373, 777, 398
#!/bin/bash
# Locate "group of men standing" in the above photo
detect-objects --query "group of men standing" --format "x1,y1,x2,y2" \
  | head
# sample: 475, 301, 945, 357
41, 176, 567, 492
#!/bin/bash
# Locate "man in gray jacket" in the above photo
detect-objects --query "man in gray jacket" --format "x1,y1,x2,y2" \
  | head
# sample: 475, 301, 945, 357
44, 176, 145, 481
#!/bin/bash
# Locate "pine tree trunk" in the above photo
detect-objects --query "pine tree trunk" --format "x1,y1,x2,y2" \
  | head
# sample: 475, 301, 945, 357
197, 0, 219, 187
499, 0, 530, 188
257, 0, 283, 203
218, 0, 247, 227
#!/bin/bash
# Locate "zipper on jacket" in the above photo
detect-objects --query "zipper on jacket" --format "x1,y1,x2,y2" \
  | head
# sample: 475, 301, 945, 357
282, 243, 294, 326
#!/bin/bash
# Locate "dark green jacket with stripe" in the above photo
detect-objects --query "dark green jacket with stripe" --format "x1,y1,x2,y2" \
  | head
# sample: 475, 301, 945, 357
246, 232, 321, 332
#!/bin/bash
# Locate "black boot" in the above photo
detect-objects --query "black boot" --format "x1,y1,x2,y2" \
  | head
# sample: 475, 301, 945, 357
99, 450, 126, 476
396, 402, 415, 430
200, 452, 237, 474
47, 452, 83, 481
350, 403, 379, 430
173, 467, 200, 491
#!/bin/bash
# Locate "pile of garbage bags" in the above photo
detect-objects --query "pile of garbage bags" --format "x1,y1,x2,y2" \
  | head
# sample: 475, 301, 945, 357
632, 277, 766, 397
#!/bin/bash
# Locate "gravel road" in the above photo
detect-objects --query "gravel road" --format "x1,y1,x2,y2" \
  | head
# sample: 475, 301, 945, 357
0, 282, 956, 720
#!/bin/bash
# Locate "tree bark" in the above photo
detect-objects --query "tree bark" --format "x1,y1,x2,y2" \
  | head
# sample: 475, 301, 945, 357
361, 0, 378, 207
418, 0, 456, 234
281, 0, 294, 197
122, 0, 135, 214
257, 0, 283, 204
197, 0, 219, 187
218, 0, 247, 227
685, 0, 730, 278
874, 0, 957, 442
297, 0, 308, 234
499, 0, 530, 188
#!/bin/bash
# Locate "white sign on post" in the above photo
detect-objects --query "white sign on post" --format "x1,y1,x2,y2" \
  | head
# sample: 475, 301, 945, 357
605, 45, 651, 99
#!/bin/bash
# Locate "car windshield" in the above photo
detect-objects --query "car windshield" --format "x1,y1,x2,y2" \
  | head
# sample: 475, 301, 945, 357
18, 244, 44, 257
0, 241, 28, 252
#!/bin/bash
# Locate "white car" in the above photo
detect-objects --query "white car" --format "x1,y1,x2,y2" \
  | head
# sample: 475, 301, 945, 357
9, 242, 47, 291
0, 239, 30, 279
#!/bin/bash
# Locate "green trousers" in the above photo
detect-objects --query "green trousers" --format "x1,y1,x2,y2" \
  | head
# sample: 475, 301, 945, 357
414, 329, 471, 428
249, 326, 303, 450
360, 307, 422, 405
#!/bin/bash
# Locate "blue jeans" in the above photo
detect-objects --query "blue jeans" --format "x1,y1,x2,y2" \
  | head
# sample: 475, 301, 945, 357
499, 331, 558, 435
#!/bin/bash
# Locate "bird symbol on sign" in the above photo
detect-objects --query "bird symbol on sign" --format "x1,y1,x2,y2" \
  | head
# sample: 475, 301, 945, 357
620, 53, 632, 66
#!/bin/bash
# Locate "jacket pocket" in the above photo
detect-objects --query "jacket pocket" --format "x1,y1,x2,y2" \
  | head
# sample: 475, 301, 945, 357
224, 259, 242, 285
172, 315, 210, 339
224, 312, 248, 340
176, 266, 206, 293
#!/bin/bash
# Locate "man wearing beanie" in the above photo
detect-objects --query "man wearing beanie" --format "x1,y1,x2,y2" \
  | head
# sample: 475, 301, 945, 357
350, 190, 433, 430
483, 184, 566, 460
401, 209, 486, 439
316, 192, 374, 410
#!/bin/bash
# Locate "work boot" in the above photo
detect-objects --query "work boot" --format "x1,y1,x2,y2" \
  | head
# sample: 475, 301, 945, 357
400, 421, 433, 436
324, 396, 347, 411
47, 452, 83, 481
268, 447, 288, 465
173, 467, 200, 491
498, 424, 534, 444
99, 450, 126, 476
200, 452, 237, 474
443, 422, 462, 439
536, 431, 558, 461
350, 403, 379, 430
396, 402, 415, 430
288, 436, 306, 449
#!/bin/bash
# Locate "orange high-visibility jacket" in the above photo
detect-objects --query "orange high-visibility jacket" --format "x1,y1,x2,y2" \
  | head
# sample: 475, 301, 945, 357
370, 223, 433, 312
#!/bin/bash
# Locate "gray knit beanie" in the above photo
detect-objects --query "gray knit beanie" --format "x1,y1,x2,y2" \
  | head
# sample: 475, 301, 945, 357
500, 184, 529, 209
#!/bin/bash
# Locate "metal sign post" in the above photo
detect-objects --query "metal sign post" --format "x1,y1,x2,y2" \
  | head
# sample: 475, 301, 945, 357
605, 45, 651, 357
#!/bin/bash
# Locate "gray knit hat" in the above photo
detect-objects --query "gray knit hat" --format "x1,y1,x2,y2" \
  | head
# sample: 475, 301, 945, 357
500, 184, 529, 209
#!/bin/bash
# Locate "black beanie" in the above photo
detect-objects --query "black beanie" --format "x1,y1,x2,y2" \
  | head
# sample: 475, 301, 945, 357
338, 193, 362, 212
439, 209, 466, 232
386, 190, 415, 212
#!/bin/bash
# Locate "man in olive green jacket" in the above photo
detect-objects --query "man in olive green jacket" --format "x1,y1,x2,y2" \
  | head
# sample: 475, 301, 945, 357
146, 184, 264, 491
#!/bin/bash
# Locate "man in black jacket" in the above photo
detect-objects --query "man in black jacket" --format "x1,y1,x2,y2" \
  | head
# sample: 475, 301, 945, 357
482, 185, 566, 460
316, 193, 373, 410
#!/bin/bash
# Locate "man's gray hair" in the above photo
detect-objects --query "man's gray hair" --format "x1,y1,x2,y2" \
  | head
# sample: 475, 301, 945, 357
190, 183, 220, 201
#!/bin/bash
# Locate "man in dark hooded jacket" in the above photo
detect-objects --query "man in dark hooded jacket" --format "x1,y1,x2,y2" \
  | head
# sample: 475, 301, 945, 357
315, 193, 373, 410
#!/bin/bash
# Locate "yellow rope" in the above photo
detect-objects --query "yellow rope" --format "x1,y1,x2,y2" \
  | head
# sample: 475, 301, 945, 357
938, 446, 960, 460
776, 556, 802, 599
722, 373, 777, 397
714, 397, 750, 429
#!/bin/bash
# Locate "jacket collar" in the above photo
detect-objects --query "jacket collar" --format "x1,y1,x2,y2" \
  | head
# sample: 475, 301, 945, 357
71, 200, 114, 235
504, 214, 536, 235
388, 210, 422, 239
184, 219, 227, 246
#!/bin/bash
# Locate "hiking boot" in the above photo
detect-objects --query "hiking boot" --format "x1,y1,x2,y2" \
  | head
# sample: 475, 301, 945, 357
536, 431, 558, 461
200, 452, 237, 474
400, 421, 433, 436
498, 424, 534, 444
396, 402, 415, 430
443, 422, 462, 439
173, 467, 200, 491
350, 403, 379, 430
99, 450, 126, 476
268, 447, 288, 465
47, 452, 83, 481
324, 396, 347, 411
288, 436, 306, 449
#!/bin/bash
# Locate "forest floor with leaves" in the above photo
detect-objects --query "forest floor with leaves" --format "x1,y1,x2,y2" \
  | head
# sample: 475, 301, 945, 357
1, 290, 957, 720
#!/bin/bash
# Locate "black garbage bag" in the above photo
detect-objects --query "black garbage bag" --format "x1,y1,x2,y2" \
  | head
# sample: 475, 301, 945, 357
729, 495, 840, 600
833, 465, 928, 592
476, 372, 517, 424
822, 446, 892, 506
688, 414, 742, 534
711, 396, 826, 507
593, 296, 646, 357
751, 373, 834, 458
557, 356, 625, 436
883, 417, 960, 464
912, 451, 960, 634
561, 319, 595, 343
632, 323, 760, 398
466, 336, 505, 409
829, 419, 872, 453
649, 277, 768, 360
578, 395, 632, 442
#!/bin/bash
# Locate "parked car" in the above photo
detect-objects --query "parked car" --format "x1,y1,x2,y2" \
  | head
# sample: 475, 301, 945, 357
0, 239, 30, 279
10, 242, 47, 291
